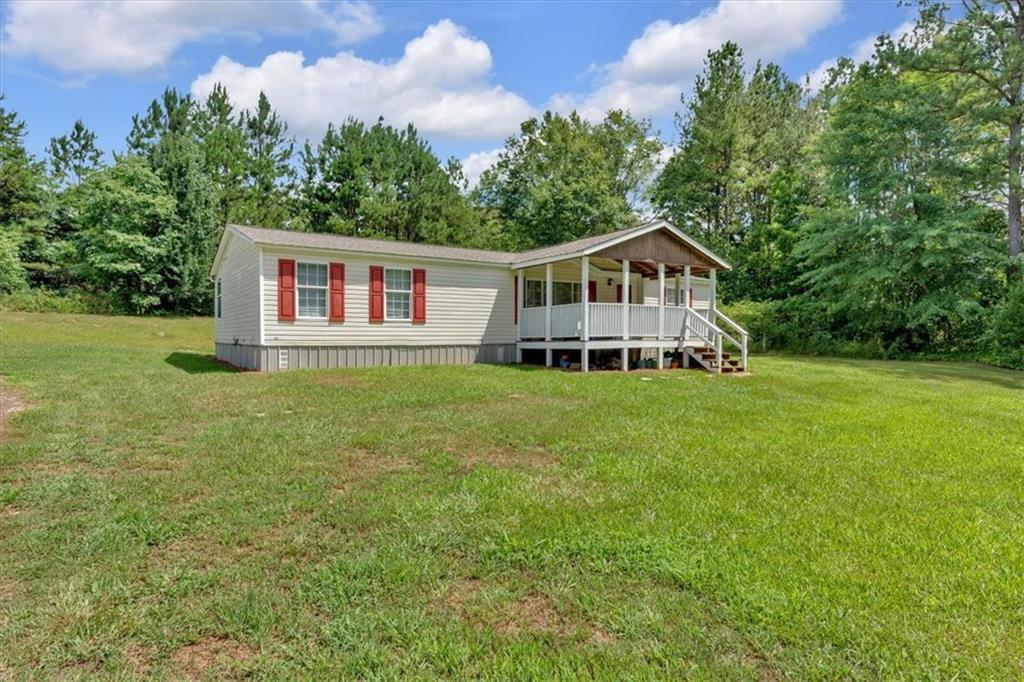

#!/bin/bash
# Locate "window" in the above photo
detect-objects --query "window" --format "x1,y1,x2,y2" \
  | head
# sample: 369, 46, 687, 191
666, 287, 680, 306
553, 281, 581, 305
524, 280, 545, 308
215, 278, 222, 318
385, 268, 412, 320
296, 262, 328, 318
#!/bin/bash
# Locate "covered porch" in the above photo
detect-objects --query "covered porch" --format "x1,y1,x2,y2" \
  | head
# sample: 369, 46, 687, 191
511, 221, 748, 373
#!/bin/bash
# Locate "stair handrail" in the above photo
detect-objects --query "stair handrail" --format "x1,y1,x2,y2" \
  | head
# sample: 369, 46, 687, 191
682, 307, 746, 372
682, 307, 716, 348
714, 310, 749, 369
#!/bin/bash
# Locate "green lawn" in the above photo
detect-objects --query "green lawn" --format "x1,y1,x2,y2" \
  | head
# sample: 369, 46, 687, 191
2, 312, 1023, 679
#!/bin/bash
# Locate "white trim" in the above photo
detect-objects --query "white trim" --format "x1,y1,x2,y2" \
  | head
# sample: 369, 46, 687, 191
257, 247, 265, 345
383, 266, 413, 322
215, 277, 222, 319
295, 261, 330, 320
509, 220, 731, 271
544, 263, 553, 342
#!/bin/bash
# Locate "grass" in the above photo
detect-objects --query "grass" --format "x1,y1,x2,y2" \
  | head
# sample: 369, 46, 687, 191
2, 311, 1023, 680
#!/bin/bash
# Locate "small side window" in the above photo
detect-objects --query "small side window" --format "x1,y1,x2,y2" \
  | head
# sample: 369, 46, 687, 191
216, 278, 223, 319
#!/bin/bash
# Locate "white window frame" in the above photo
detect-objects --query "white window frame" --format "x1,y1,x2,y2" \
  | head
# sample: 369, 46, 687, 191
295, 261, 329, 320
553, 281, 582, 306
215, 278, 222, 318
524, 279, 545, 308
525, 278, 583, 307
384, 267, 413, 322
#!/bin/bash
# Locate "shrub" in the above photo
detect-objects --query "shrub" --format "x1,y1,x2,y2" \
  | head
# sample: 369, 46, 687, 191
0, 288, 117, 314
984, 281, 1024, 370
0, 231, 27, 293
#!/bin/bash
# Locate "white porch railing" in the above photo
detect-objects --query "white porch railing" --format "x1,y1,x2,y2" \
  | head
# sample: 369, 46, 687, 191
519, 302, 748, 370
551, 303, 581, 338
629, 304, 658, 336
520, 307, 546, 339
589, 303, 621, 337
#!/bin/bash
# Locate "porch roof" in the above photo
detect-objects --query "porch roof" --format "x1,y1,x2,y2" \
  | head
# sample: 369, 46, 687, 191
509, 220, 730, 272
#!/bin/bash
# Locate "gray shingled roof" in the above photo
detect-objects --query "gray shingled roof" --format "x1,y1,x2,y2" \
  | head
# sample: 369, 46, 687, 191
509, 221, 662, 264
227, 219, 723, 269
229, 224, 516, 264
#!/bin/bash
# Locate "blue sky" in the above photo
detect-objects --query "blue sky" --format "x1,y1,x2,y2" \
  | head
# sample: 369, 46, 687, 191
2, 0, 914, 184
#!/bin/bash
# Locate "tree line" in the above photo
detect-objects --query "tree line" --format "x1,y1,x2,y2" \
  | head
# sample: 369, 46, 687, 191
1, 0, 1020, 367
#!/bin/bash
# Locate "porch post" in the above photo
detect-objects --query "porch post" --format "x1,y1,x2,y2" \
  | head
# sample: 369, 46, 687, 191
683, 265, 692, 341
544, 262, 553, 341
709, 268, 717, 319
515, 269, 523, 362
621, 259, 630, 340
657, 262, 665, 340
621, 347, 628, 372
580, 256, 589, 372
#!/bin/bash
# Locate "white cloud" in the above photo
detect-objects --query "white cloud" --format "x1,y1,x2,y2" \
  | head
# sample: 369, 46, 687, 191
191, 20, 535, 141
461, 148, 503, 188
1, 0, 383, 74
550, 0, 842, 120
805, 20, 915, 93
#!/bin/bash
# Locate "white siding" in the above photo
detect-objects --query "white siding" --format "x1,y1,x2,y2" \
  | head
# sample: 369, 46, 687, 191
214, 232, 260, 345
521, 261, 643, 304
261, 247, 515, 346
643, 276, 711, 308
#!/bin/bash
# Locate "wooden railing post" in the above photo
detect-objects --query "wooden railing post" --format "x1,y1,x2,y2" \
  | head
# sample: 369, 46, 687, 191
716, 334, 723, 375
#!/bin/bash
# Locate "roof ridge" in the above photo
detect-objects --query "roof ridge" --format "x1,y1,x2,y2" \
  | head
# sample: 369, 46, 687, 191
228, 224, 514, 257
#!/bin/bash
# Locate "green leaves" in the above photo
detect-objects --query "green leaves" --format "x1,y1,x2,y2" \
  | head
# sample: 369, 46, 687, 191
473, 110, 661, 249
299, 118, 484, 247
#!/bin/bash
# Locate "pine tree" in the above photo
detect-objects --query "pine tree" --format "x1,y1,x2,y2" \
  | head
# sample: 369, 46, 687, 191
237, 92, 294, 228
195, 84, 247, 227
0, 96, 48, 291
47, 119, 104, 187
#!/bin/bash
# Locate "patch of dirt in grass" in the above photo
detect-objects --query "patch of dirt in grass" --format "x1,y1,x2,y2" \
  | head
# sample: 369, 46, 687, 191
58, 659, 98, 678
331, 449, 416, 496
27, 460, 81, 476
440, 576, 608, 642
494, 592, 572, 637
0, 380, 29, 444
122, 643, 154, 676
459, 444, 556, 471
171, 636, 254, 679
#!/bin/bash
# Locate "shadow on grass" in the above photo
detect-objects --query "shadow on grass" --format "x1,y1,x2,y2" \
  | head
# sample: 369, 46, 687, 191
164, 352, 238, 374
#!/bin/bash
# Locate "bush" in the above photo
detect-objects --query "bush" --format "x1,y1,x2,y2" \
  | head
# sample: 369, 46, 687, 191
0, 288, 117, 314
0, 231, 27, 293
984, 281, 1024, 370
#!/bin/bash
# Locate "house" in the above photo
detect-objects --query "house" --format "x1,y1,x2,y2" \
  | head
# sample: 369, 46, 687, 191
210, 220, 748, 373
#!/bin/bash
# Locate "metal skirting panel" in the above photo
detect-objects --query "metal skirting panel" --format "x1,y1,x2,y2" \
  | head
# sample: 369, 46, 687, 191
215, 342, 260, 370
216, 343, 516, 372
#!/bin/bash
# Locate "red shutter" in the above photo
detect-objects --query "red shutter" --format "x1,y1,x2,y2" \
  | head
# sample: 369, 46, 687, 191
369, 266, 384, 323
615, 284, 622, 303
412, 268, 426, 324
278, 259, 295, 321
689, 288, 694, 307
514, 276, 518, 324
329, 262, 345, 322
588, 280, 597, 303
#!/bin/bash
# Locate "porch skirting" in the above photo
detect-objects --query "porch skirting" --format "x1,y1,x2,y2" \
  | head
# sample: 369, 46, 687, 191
215, 342, 517, 372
